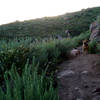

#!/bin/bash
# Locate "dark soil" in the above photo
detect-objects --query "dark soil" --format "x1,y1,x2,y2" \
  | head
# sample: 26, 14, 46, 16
57, 54, 100, 100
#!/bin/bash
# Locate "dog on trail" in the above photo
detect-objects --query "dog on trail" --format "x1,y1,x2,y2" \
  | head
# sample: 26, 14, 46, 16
82, 40, 89, 54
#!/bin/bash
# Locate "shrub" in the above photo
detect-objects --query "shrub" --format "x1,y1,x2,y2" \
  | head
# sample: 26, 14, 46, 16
0, 30, 91, 100
88, 40, 97, 54
72, 30, 90, 46
97, 15, 100, 29
95, 43, 100, 54
0, 31, 91, 77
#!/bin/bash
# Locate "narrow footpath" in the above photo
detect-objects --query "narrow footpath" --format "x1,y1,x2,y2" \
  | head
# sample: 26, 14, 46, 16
57, 54, 100, 100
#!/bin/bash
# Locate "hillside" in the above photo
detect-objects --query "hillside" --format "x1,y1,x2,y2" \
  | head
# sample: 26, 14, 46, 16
0, 16, 100, 99
0, 7, 100, 38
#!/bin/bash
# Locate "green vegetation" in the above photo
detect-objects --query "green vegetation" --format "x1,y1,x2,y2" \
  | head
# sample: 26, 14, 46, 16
0, 31, 90, 77
0, 7, 100, 39
0, 6, 100, 100
88, 40, 100, 54
0, 30, 90, 100
88, 40, 97, 54
0, 60, 58, 100
97, 15, 100, 28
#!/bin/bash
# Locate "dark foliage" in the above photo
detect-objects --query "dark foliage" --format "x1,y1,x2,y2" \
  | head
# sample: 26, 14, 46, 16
0, 7, 100, 38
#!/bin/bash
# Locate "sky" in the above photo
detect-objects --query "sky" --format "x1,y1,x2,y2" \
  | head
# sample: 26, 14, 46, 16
0, 0, 100, 25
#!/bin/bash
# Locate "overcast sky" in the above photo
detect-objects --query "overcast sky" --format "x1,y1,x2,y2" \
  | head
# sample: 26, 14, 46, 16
0, 0, 100, 25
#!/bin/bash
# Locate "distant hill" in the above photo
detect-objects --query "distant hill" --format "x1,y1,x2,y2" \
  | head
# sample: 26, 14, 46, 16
0, 7, 100, 38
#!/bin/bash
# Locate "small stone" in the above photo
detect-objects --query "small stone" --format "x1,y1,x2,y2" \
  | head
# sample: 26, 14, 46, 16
57, 70, 75, 78
81, 71, 88, 75
92, 88, 100, 94
75, 87, 79, 91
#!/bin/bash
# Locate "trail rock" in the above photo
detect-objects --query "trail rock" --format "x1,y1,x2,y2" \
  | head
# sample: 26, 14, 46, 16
57, 70, 75, 78
89, 21, 100, 42
75, 87, 80, 91
81, 71, 88, 75
92, 88, 100, 94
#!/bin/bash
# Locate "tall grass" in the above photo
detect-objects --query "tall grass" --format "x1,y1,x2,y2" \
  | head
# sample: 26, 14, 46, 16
0, 59, 59, 100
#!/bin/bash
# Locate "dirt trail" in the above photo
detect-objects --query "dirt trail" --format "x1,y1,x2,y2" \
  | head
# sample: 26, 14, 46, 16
57, 54, 100, 100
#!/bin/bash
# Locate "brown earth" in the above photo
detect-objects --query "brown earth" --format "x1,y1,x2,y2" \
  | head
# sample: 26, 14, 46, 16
57, 54, 100, 100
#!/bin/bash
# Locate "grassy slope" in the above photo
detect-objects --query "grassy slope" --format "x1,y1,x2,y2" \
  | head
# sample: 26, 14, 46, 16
0, 7, 100, 38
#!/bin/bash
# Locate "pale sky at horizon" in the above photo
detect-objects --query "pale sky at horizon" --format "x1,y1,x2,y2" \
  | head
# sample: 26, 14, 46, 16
0, 0, 100, 25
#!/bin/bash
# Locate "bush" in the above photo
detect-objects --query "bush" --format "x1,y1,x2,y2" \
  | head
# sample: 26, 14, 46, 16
97, 15, 100, 29
88, 40, 97, 54
72, 30, 90, 46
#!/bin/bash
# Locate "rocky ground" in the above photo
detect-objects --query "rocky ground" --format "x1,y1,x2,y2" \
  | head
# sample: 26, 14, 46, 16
57, 54, 100, 100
